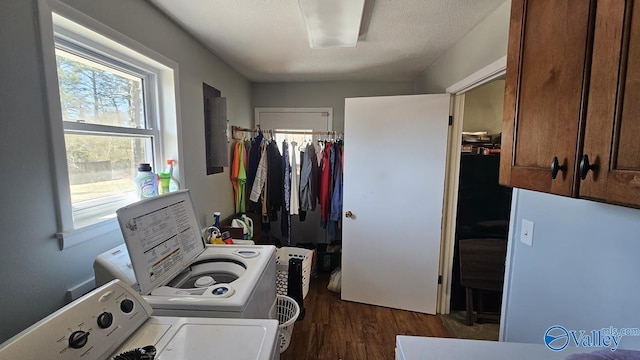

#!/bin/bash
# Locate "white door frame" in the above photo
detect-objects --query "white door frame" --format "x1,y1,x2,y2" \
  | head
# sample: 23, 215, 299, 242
437, 56, 507, 314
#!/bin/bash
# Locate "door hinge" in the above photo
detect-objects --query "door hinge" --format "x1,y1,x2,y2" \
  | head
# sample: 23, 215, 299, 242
448, 115, 453, 126
438, 275, 443, 284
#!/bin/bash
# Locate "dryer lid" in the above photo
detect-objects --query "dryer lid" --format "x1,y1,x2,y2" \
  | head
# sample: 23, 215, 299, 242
116, 190, 206, 295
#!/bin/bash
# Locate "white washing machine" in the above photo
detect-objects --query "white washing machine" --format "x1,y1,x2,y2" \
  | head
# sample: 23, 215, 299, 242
0, 280, 279, 360
97, 190, 276, 319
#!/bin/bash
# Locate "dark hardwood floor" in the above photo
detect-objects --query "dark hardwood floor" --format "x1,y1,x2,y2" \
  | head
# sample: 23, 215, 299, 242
280, 273, 451, 360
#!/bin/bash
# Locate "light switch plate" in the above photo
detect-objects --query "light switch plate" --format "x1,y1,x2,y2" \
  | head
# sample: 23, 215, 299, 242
520, 219, 534, 247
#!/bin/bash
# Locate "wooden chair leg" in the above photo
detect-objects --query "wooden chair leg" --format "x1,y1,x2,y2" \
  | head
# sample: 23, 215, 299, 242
465, 287, 474, 326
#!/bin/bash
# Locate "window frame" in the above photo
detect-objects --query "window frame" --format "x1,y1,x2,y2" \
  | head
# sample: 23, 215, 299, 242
56, 38, 161, 230
38, 0, 182, 250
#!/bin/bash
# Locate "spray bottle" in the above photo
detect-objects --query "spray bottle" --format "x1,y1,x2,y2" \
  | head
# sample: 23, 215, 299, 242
165, 160, 180, 192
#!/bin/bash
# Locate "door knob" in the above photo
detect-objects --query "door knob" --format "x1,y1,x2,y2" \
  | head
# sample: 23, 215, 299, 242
550, 156, 566, 179
579, 154, 598, 180
345, 211, 353, 218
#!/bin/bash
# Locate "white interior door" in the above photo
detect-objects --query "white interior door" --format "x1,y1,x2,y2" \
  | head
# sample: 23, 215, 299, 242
342, 94, 450, 314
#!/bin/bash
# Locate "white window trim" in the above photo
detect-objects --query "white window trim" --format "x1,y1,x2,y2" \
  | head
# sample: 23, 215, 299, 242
37, 0, 183, 250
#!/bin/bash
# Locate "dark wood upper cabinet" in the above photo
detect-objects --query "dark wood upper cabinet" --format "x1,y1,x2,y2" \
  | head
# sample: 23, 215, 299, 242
500, 0, 596, 197
580, 0, 640, 207
501, 0, 640, 209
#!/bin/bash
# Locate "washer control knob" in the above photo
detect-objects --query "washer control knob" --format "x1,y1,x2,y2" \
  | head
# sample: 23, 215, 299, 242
68, 330, 90, 349
120, 299, 134, 313
97, 312, 113, 329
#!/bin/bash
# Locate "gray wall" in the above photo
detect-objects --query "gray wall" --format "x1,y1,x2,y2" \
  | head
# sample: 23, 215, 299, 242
415, 1, 511, 93
0, 0, 250, 342
463, 79, 505, 133
502, 190, 640, 350
252, 81, 416, 131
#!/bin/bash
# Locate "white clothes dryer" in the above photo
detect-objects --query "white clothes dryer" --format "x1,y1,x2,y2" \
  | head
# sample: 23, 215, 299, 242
97, 190, 276, 319
0, 280, 279, 360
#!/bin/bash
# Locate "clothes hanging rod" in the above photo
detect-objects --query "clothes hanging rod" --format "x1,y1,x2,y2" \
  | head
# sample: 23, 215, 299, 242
232, 125, 343, 136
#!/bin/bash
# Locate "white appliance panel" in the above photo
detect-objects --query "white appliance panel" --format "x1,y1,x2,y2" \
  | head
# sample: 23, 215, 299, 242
396, 336, 589, 360
94, 243, 138, 288
109, 189, 277, 319
0, 280, 152, 359
0, 280, 279, 360
95, 243, 277, 318
116, 190, 206, 295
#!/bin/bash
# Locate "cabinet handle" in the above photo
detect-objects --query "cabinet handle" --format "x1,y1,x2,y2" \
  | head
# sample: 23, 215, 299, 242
579, 154, 598, 180
345, 211, 353, 218
550, 156, 566, 179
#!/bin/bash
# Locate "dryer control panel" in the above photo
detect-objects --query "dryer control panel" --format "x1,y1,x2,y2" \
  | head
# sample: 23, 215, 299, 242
0, 280, 152, 359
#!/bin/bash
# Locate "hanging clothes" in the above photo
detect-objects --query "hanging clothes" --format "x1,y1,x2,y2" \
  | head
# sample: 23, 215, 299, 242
328, 142, 343, 239
298, 146, 307, 222
313, 140, 323, 165
282, 140, 291, 214
261, 139, 270, 227
230, 140, 247, 214
319, 141, 333, 226
266, 141, 283, 220
231, 141, 239, 209
246, 132, 263, 194
237, 141, 247, 213
290, 141, 300, 216
330, 141, 336, 194
300, 142, 318, 212
281, 140, 291, 242
249, 138, 268, 203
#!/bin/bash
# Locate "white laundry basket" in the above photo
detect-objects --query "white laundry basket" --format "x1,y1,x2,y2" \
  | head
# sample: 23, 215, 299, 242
275, 247, 313, 299
274, 295, 300, 353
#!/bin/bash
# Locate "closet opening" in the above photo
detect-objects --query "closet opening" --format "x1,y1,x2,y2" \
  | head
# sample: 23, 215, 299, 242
444, 77, 512, 340
228, 108, 343, 275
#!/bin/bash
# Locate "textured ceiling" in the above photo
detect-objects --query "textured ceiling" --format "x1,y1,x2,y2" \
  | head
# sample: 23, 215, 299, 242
148, 0, 506, 82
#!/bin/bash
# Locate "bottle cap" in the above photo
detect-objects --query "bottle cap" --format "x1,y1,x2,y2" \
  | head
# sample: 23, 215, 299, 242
137, 163, 152, 172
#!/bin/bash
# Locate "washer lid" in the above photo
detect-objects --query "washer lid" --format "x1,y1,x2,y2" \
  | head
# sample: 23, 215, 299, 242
116, 190, 206, 295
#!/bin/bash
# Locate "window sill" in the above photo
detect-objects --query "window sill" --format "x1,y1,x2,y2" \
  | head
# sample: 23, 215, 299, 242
56, 218, 121, 250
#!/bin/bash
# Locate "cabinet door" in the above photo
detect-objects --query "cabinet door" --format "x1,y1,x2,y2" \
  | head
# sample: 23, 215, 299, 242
581, 0, 640, 208
500, 0, 595, 196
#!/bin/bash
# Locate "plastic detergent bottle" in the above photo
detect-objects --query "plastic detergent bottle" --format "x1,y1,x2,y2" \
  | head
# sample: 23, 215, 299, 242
158, 172, 171, 195
134, 163, 158, 199
165, 160, 180, 192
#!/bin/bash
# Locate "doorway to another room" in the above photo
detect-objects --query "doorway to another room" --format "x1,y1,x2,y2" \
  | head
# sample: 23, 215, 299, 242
443, 78, 512, 341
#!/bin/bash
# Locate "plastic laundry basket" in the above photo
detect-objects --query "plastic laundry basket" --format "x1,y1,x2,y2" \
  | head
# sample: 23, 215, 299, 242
276, 247, 313, 299
274, 295, 300, 353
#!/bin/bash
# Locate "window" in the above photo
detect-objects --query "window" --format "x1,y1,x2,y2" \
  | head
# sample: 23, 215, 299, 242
38, 4, 180, 249
273, 131, 314, 176
54, 42, 159, 229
